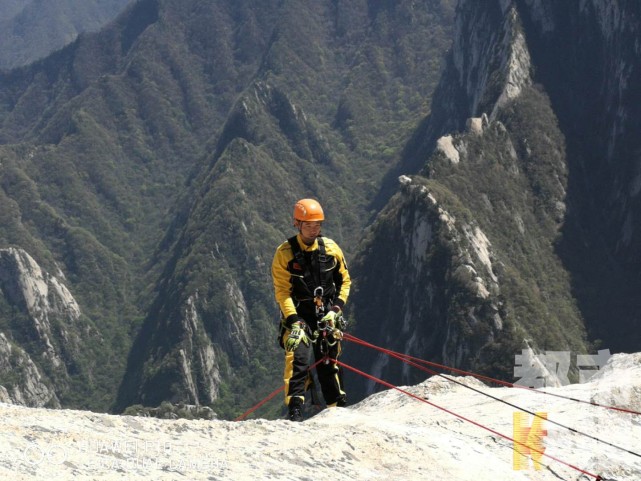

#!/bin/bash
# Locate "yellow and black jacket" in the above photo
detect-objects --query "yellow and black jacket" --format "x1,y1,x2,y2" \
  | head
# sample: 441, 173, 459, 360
272, 234, 351, 328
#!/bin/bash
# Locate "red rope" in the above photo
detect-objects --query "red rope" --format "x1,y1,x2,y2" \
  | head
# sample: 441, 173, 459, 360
344, 333, 640, 459
234, 356, 328, 421
343, 333, 641, 416
234, 384, 285, 422
234, 338, 617, 479
335, 359, 602, 480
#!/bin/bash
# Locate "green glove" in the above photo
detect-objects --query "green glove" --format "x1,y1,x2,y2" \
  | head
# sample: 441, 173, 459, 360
322, 308, 347, 330
285, 322, 309, 352
321, 309, 340, 327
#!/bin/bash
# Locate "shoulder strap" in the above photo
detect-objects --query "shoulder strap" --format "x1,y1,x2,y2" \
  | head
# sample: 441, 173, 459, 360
317, 237, 326, 257
287, 236, 317, 293
316, 237, 327, 291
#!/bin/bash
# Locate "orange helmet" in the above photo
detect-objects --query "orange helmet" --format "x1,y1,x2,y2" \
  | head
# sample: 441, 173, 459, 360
293, 199, 324, 222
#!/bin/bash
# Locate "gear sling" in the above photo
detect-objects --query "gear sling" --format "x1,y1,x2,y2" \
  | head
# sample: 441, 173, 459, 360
281, 235, 346, 407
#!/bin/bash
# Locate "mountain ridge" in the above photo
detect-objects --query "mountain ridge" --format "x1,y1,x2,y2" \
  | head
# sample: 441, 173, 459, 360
0, 0, 456, 413
0, 0, 132, 70
1, 0, 640, 419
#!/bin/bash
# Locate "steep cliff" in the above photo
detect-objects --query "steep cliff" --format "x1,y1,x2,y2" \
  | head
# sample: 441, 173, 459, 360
348, 0, 595, 396
516, 0, 641, 351
0, 247, 93, 407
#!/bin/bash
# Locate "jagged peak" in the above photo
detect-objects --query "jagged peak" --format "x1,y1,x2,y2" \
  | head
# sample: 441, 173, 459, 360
0, 247, 80, 321
449, 1, 532, 120
492, 6, 532, 117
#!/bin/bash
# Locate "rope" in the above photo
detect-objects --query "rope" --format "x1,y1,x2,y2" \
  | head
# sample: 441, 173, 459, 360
233, 335, 624, 479
234, 384, 284, 422
234, 356, 327, 421
343, 333, 641, 416
336, 359, 603, 480
342, 333, 641, 459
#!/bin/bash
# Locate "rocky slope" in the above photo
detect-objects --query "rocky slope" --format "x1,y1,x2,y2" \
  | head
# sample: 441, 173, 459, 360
348, 0, 641, 399
349, 0, 582, 396
0, 247, 103, 407
1, 352, 640, 480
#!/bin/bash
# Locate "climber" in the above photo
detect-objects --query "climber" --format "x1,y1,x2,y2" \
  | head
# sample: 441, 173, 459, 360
271, 198, 351, 422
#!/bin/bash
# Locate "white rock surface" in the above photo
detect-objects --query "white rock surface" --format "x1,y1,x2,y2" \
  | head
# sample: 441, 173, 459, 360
1, 354, 640, 480
436, 135, 460, 164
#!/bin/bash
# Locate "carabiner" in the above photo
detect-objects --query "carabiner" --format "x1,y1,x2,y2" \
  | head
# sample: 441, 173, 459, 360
314, 286, 325, 316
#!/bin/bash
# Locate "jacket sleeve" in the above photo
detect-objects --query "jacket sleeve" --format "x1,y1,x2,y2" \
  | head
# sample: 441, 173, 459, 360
271, 243, 298, 320
331, 243, 351, 309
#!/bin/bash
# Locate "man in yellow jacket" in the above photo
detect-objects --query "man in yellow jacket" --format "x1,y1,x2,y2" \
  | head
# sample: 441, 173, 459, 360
272, 198, 351, 422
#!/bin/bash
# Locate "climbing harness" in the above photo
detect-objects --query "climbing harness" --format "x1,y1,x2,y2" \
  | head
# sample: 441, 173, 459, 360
286, 236, 337, 305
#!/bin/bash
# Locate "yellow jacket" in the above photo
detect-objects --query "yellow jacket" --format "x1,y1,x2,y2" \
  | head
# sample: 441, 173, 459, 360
272, 234, 351, 321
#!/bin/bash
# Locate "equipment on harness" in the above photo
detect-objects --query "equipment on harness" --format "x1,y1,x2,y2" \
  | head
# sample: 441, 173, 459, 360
315, 310, 346, 362
320, 309, 345, 328
316, 321, 336, 362
319, 309, 346, 339
314, 286, 325, 317
286, 235, 338, 308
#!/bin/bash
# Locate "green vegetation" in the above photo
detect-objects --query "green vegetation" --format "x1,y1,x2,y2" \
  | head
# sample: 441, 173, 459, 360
431, 87, 587, 350
0, 0, 455, 415
1, 0, 600, 418
348, 84, 591, 397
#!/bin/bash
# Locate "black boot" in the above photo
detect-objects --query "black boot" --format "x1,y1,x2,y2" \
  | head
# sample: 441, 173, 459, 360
288, 398, 304, 422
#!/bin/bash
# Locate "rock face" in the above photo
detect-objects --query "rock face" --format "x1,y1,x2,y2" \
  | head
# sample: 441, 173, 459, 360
349, 175, 509, 395
0, 332, 59, 407
1, 352, 639, 481
349, 0, 605, 396
0, 247, 86, 407
518, 0, 641, 350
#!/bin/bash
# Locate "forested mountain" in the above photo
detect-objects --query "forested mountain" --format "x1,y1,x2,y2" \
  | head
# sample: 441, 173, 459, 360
0, 0, 132, 70
0, 0, 454, 414
348, 0, 641, 396
0, 0, 638, 417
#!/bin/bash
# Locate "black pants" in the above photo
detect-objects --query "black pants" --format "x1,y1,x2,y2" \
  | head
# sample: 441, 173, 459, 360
283, 326, 346, 407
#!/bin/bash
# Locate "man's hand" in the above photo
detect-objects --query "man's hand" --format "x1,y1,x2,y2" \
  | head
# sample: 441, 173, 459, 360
285, 322, 309, 352
321, 308, 346, 331
321, 308, 347, 341
321, 308, 340, 327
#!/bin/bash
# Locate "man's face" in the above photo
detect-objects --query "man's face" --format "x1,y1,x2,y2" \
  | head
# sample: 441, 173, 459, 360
297, 221, 322, 243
